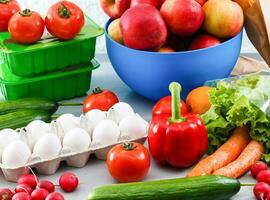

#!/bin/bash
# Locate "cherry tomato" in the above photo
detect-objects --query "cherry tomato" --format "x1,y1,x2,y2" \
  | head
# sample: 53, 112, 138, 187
83, 87, 119, 113
152, 96, 188, 118
59, 172, 79, 193
107, 142, 150, 183
45, 1, 85, 40
8, 9, 44, 44
0, 0, 20, 32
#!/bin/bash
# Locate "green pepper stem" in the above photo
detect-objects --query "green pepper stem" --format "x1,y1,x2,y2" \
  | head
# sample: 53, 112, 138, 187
169, 82, 186, 123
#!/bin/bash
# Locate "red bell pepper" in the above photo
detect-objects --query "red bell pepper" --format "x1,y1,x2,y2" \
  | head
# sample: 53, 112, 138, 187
152, 96, 188, 118
148, 82, 208, 168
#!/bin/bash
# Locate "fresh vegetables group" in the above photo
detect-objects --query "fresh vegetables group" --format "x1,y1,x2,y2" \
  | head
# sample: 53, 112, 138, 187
102, 0, 244, 52
0, 0, 85, 43
0, 0, 268, 200
0, 172, 78, 200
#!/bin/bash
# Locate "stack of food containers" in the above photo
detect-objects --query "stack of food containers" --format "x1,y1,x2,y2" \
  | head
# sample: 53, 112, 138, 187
0, 16, 103, 101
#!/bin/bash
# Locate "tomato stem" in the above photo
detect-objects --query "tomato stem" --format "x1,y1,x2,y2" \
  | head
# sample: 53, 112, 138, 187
0, 0, 10, 4
123, 143, 136, 151
169, 82, 186, 123
92, 87, 103, 94
19, 9, 32, 17
58, 3, 71, 18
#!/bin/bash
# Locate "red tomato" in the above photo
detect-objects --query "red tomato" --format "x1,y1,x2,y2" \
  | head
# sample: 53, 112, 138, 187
45, 1, 85, 40
0, 0, 20, 32
152, 96, 188, 118
8, 9, 44, 44
107, 142, 150, 183
83, 87, 119, 113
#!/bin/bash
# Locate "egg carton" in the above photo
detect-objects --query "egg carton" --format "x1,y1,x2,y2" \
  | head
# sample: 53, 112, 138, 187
0, 136, 147, 182
0, 102, 149, 182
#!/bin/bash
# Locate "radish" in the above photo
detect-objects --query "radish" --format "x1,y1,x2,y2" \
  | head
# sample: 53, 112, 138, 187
12, 192, 32, 200
31, 188, 49, 200
257, 170, 270, 184
59, 172, 79, 193
18, 174, 37, 190
38, 180, 55, 193
254, 182, 270, 200
0, 188, 14, 200
251, 162, 268, 178
267, 191, 270, 200
45, 192, 64, 200
14, 184, 32, 195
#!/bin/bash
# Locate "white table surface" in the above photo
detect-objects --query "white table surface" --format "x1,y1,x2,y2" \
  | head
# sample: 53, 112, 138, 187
0, 54, 258, 200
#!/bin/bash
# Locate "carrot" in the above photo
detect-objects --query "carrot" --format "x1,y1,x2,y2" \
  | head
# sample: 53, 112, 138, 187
187, 126, 250, 177
213, 140, 265, 178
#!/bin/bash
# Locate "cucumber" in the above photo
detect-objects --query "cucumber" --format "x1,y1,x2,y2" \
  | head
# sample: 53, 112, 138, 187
88, 175, 240, 200
0, 98, 58, 114
0, 110, 52, 130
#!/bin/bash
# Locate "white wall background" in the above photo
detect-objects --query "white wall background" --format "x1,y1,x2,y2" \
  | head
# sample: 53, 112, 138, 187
16, 0, 257, 54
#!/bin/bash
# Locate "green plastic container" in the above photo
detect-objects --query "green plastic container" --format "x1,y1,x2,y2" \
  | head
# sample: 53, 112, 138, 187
0, 17, 103, 77
0, 59, 100, 101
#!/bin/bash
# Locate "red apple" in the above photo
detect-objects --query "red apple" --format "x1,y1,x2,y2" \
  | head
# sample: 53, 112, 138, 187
131, 0, 163, 9
189, 34, 221, 50
158, 47, 176, 52
203, 0, 244, 38
120, 4, 167, 50
195, 0, 207, 6
108, 19, 123, 44
100, 0, 131, 19
160, 0, 204, 37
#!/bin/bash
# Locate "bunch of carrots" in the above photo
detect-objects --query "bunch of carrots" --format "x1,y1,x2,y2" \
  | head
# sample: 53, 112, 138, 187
188, 126, 265, 178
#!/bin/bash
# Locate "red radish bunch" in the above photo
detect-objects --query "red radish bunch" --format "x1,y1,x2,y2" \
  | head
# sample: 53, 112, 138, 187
0, 171, 79, 200
251, 162, 270, 200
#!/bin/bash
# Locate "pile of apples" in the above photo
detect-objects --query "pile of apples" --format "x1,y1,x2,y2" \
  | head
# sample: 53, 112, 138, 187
100, 0, 244, 52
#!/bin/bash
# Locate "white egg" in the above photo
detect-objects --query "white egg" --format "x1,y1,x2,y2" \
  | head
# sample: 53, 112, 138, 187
119, 115, 148, 139
83, 109, 107, 134
56, 114, 80, 139
63, 128, 91, 152
25, 120, 51, 150
0, 129, 20, 159
33, 134, 62, 160
92, 120, 120, 146
111, 102, 134, 122
2, 141, 31, 167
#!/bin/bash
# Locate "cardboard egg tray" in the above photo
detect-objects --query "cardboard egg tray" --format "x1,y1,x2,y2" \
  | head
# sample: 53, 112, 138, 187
0, 136, 147, 182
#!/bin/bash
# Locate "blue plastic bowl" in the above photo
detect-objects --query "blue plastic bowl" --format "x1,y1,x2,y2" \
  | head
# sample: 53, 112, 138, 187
105, 20, 243, 100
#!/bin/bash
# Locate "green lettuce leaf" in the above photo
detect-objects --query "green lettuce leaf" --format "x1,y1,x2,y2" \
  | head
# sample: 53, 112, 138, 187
202, 73, 270, 164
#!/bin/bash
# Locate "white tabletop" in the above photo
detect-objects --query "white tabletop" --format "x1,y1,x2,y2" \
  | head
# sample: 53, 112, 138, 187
0, 54, 257, 200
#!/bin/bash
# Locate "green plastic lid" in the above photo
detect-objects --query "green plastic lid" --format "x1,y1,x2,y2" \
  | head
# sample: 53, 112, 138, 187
0, 16, 104, 54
